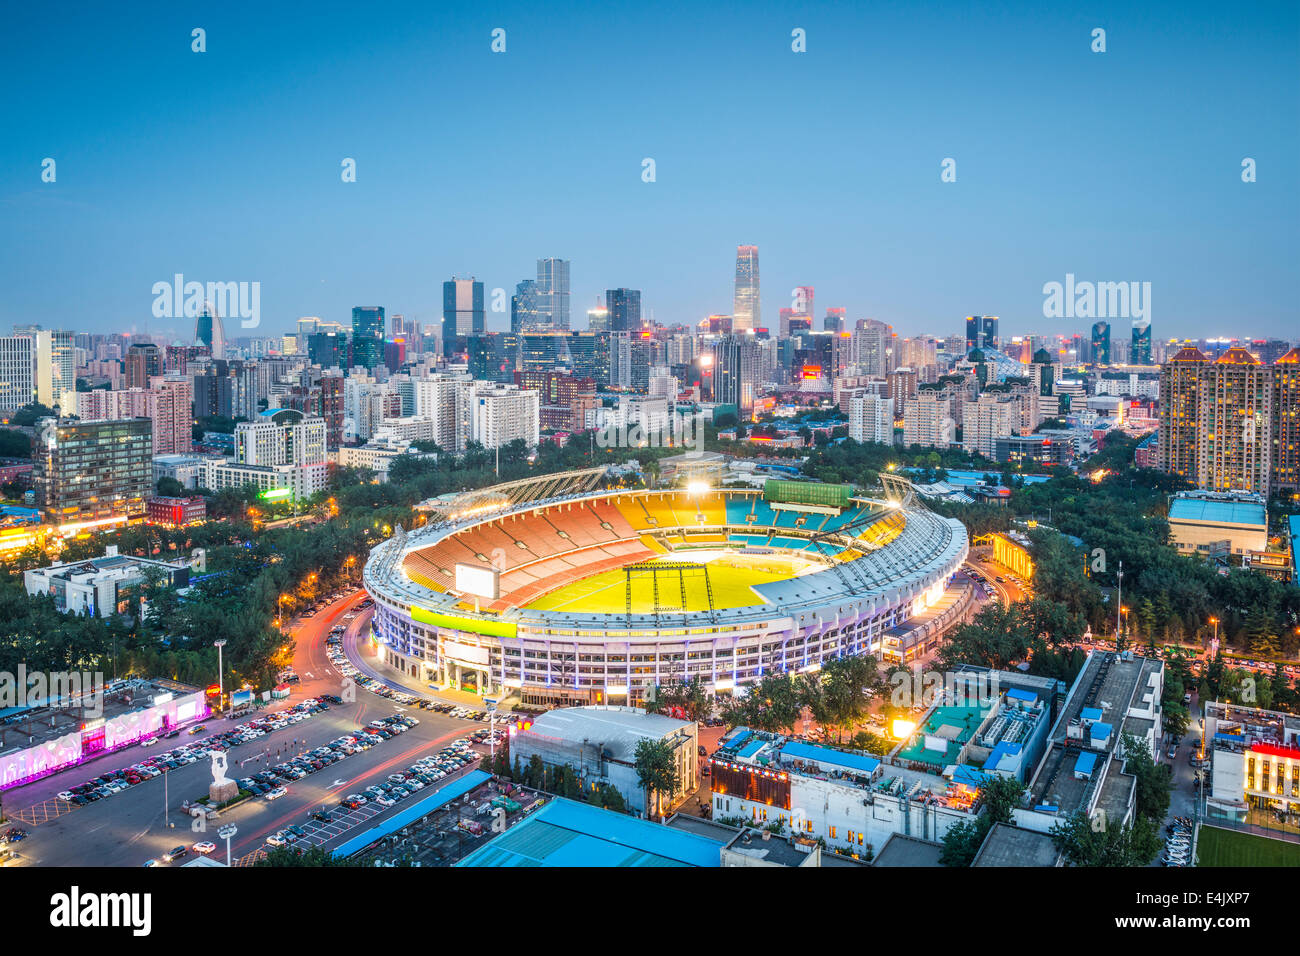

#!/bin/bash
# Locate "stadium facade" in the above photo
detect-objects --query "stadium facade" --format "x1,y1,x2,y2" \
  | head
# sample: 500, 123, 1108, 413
363, 476, 967, 708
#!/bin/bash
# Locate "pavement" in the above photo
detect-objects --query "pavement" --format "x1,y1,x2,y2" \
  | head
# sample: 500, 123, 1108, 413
1, 589, 505, 867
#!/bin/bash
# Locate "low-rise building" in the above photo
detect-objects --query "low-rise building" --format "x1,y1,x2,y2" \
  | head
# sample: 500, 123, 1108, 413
1167, 490, 1268, 557
23, 545, 194, 617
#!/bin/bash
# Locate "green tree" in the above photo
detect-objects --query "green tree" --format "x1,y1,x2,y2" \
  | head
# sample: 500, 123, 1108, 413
634, 738, 681, 821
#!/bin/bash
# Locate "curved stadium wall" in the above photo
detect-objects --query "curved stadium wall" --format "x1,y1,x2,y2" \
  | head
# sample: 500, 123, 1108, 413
363, 486, 968, 708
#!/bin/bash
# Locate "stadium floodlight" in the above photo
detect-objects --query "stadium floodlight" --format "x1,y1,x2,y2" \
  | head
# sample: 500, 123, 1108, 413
891, 718, 917, 739
686, 480, 709, 495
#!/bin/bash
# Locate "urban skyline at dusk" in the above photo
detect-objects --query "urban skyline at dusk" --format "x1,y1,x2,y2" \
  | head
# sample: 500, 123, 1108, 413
2, 0, 1297, 340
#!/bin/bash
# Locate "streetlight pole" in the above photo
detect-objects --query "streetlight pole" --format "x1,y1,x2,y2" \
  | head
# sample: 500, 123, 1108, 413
214, 639, 227, 716
1115, 560, 1123, 647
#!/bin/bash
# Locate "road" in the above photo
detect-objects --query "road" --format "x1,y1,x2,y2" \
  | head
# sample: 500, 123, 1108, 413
4, 589, 502, 867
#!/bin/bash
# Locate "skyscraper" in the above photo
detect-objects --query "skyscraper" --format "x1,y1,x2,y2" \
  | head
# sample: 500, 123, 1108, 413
1131, 319, 1153, 365
351, 306, 385, 339
733, 246, 760, 331
536, 258, 571, 330
442, 279, 484, 357
1091, 321, 1111, 365
196, 306, 226, 360
606, 288, 642, 333
33, 417, 152, 524
511, 280, 543, 333
965, 315, 999, 352
0, 336, 35, 412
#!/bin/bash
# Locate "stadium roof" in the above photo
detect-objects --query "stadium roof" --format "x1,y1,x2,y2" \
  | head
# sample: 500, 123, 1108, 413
1168, 496, 1266, 528
456, 798, 725, 867
524, 706, 692, 763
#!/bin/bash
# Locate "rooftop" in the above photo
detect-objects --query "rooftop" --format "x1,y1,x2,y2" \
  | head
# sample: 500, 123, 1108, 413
457, 797, 725, 867
872, 833, 944, 867
1168, 494, 1267, 529
521, 706, 693, 763
972, 823, 1060, 867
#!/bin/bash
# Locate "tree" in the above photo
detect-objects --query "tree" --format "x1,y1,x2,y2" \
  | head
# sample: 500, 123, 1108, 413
634, 738, 681, 821
156, 476, 186, 498
1120, 734, 1172, 822
1049, 812, 1162, 867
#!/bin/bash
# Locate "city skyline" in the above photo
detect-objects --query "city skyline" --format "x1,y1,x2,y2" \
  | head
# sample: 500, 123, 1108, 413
2, 1, 1296, 340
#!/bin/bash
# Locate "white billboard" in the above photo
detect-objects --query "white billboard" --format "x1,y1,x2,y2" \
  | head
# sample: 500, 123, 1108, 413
455, 563, 500, 600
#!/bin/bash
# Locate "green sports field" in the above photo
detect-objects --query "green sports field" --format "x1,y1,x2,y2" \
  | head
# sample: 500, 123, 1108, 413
1196, 825, 1300, 867
523, 558, 792, 614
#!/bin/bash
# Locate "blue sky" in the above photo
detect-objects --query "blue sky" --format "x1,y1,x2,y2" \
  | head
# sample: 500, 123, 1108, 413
1, 0, 1296, 342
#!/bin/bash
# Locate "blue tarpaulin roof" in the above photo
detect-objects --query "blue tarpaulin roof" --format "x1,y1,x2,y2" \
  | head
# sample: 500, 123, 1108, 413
985, 740, 1023, 773
1169, 496, 1266, 528
780, 741, 880, 776
1074, 752, 1098, 776
736, 739, 765, 759
1080, 706, 1104, 722
457, 798, 725, 867
1090, 722, 1113, 740
1005, 688, 1038, 703
951, 765, 988, 788
332, 770, 492, 859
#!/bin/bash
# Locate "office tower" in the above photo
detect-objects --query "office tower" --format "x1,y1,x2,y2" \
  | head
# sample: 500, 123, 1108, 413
586, 307, 610, 332
1253, 339, 1292, 365
307, 331, 348, 369
903, 390, 955, 449
442, 278, 485, 356
715, 335, 760, 413
848, 393, 892, 444
1030, 348, 1056, 395
851, 320, 893, 376
515, 370, 597, 432
0, 336, 35, 412
1158, 347, 1273, 494
606, 288, 642, 333
20, 329, 77, 412
965, 315, 999, 352
470, 383, 541, 449
195, 306, 226, 360
390, 313, 407, 337
1091, 321, 1111, 365
1272, 348, 1300, 496
536, 258, 571, 330
352, 306, 385, 339
1131, 319, 1153, 365
511, 280, 544, 333
793, 286, 814, 322
733, 246, 760, 331
823, 307, 846, 333
33, 417, 152, 524
126, 343, 163, 388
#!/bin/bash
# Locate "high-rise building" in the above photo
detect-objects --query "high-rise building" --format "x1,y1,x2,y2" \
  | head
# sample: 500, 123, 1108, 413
352, 306, 385, 340
848, 393, 893, 444
442, 279, 485, 357
1272, 348, 1300, 496
511, 280, 544, 333
965, 315, 999, 352
1131, 319, 1153, 365
1157, 347, 1273, 495
962, 393, 1015, 459
20, 329, 76, 413
195, 307, 226, 360
33, 417, 152, 524
606, 288, 642, 333
235, 408, 327, 468
536, 258, 571, 330
903, 390, 955, 449
733, 245, 760, 331
1091, 321, 1112, 365
0, 336, 35, 412
715, 334, 761, 414
471, 383, 540, 449
823, 307, 846, 333
126, 343, 163, 389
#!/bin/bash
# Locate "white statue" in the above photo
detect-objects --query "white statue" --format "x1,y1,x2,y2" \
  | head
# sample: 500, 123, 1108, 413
211, 750, 230, 788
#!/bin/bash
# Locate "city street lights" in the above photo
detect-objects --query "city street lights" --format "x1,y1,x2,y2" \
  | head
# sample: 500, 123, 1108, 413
1208, 616, 1219, 655
218, 824, 238, 867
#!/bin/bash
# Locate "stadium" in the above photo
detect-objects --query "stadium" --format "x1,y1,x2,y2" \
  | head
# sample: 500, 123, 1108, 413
363, 470, 968, 708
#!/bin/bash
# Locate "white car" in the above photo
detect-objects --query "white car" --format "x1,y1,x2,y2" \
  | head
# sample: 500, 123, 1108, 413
266, 786, 288, 800
141, 737, 159, 748
192, 842, 216, 855
266, 832, 289, 847
375, 796, 396, 807
57, 791, 74, 801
